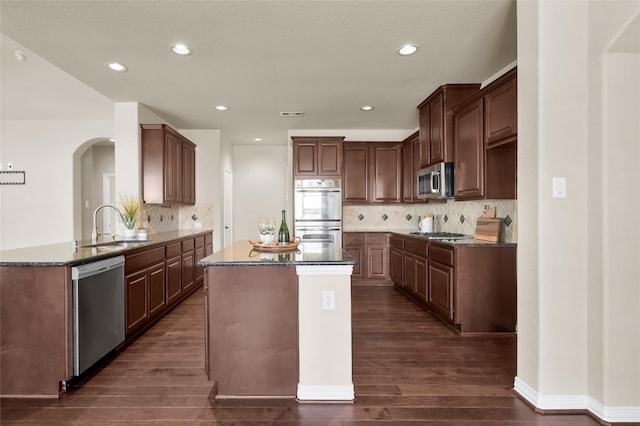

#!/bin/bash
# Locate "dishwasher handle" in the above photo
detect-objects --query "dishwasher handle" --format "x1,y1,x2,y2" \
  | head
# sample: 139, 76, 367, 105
72, 255, 125, 280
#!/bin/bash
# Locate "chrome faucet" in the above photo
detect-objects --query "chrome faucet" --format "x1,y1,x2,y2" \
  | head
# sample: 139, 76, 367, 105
92, 204, 125, 244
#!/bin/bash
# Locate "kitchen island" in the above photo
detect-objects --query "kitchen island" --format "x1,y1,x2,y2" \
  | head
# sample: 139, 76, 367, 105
199, 240, 356, 402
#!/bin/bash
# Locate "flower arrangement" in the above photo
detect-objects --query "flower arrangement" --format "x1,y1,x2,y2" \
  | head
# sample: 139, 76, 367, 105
119, 194, 142, 230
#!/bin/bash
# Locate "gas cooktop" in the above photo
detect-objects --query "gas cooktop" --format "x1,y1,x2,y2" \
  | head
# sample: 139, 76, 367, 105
409, 231, 469, 240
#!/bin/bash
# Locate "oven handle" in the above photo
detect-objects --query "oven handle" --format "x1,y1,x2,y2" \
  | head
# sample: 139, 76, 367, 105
294, 188, 341, 193
296, 227, 342, 232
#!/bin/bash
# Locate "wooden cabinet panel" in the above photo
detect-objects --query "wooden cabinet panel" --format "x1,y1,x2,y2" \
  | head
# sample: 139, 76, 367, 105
428, 261, 454, 321
402, 132, 420, 203
367, 246, 388, 279
418, 105, 430, 166
292, 137, 343, 178
293, 142, 317, 176
318, 141, 342, 175
166, 255, 182, 305
371, 144, 402, 203
484, 74, 517, 145
195, 246, 205, 285
343, 144, 369, 203
415, 255, 428, 301
148, 262, 166, 318
183, 142, 196, 205
403, 253, 416, 294
454, 98, 485, 200
390, 247, 404, 286
141, 124, 196, 206
125, 270, 148, 335
428, 92, 444, 164
182, 250, 195, 292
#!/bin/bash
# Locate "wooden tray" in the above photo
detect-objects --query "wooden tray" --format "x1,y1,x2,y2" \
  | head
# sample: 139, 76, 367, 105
249, 239, 300, 252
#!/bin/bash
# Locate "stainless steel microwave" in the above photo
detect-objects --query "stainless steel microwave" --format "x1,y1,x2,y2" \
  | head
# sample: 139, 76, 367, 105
417, 162, 454, 200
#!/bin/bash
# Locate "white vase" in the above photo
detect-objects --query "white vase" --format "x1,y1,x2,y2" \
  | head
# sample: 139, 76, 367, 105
124, 228, 136, 240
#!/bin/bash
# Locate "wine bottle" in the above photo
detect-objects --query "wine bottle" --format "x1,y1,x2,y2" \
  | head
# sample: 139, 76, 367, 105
278, 209, 290, 245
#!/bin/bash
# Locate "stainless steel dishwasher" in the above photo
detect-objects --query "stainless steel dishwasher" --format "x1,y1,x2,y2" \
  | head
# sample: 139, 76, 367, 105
72, 255, 125, 376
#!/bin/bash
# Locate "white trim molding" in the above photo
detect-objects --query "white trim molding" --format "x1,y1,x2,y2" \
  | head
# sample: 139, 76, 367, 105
295, 264, 353, 276
514, 377, 640, 423
297, 384, 354, 401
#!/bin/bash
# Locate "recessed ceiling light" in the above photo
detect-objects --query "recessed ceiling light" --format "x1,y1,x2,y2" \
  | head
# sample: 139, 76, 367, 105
215, 105, 228, 111
14, 50, 26, 61
254, 138, 262, 142
397, 44, 418, 56
170, 44, 191, 55
106, 62, 127, 72
360, 105, 374, 111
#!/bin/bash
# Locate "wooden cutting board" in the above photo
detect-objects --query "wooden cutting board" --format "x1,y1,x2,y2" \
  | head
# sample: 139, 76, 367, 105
475, 218, 502, 242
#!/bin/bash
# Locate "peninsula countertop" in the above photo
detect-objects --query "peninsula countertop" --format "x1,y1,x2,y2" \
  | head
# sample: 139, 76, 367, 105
199, 240, 357, 266
0, 229, 212, 267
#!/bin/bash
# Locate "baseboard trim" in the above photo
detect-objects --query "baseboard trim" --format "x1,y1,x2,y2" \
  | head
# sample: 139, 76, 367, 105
514, 377, 640, 423
297, 384, 354, 402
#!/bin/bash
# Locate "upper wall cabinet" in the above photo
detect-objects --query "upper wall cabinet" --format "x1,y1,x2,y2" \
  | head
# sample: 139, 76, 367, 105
452, 67, 517, 201
141, 124, 196, 205
343, 142, 403, 204
417, 84, 480, 167
292, 136, 344, 178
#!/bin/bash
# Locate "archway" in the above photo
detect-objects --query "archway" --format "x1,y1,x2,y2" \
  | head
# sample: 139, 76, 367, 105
72, 137, 116, 241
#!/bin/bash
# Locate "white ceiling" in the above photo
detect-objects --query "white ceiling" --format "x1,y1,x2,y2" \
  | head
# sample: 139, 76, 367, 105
0, 0, 517, 145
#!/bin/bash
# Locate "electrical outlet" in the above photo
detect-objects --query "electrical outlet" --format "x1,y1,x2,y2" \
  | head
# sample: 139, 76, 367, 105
322, 290, 336, 310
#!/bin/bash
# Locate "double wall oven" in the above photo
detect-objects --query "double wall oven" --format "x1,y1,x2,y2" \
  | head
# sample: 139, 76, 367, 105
294, 179, 342, 247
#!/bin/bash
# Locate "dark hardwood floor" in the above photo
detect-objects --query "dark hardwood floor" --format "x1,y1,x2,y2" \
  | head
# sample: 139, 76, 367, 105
1, 285, 602, 425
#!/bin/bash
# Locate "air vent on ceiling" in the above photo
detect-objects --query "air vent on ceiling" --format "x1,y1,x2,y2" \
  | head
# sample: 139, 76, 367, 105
280, 111, 304, 117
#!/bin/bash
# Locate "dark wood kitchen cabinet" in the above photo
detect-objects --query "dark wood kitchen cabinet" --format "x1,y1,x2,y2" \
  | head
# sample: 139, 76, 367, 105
292, 136, 344, 178
344, 232, 390, 284
343, 142, 402, 204
125, 246, 166, 336
452, 67, 517, 201
427, 244, 454, 321
343, 143, 370, 203
453, 97, 485, 200
166, 241, 182, 306
402, 131, 426, 203
392, 234, 517, 333
417, 84, 480, 167
182, 238, 196, 293
141, 124, 196, 205
195, 235, 206, 286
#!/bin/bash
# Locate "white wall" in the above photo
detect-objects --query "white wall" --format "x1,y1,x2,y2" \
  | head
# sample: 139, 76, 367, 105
516, 0, 640, 421
233, 145, 289, 242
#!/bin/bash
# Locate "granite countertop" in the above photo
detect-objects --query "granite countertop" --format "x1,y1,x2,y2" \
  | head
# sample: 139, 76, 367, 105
200, 240, 356, 267
0, 229, 212, 267
345, 229, 517, 247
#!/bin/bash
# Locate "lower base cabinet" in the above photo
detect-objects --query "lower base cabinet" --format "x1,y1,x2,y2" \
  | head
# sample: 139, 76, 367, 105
125, 232, 212, 339
391, 234, 516, 333
344, 232, 390, 284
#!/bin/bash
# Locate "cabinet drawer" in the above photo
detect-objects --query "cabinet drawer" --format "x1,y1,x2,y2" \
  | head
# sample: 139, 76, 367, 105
166, 242, 181, 258
404, 238, 428, 257
390, 236, 404, 250
182, 238, 195, 252
195, 236, 205, 248
429, 244, 454, 266
343, 233, 365, 246
205, 232, 213, 245
366, 233, 388, 246
125, 247, 165, 274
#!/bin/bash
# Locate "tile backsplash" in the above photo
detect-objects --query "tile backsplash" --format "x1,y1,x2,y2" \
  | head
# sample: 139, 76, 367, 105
139, 203, 214, 234
343, 199, 518, 242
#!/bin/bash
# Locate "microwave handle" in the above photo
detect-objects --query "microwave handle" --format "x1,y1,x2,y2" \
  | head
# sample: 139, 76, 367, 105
432, 171, 441, 192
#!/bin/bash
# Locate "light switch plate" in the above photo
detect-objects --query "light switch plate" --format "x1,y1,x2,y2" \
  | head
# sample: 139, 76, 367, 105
552, 177, 567, 198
